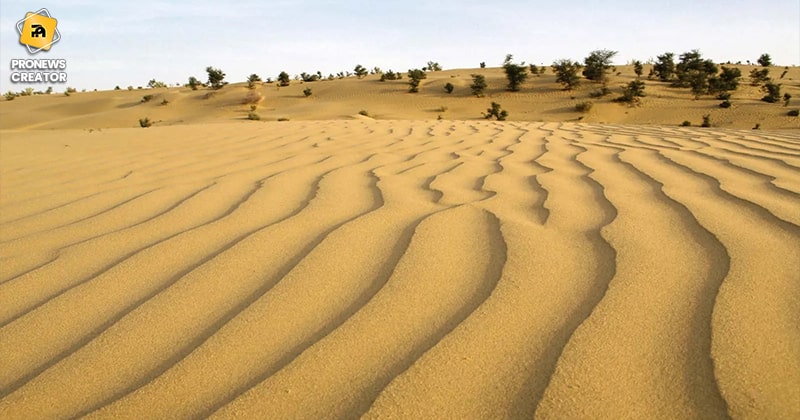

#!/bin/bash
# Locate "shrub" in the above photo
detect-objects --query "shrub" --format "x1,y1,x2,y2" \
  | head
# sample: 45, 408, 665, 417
303, 87, 312, 97
633, 60, 644, 78
529, 64, 540, 76
761, 82, 781, 103
708, 66, 742, 93
783, 93, 792, 106
127, 85, 134, 91
681, 120, 692, 127
250, 104, 257, 111
575, 101, 593, 112
206, 66, 226, 89
652, 52, 676, 81
749, 68, 770, 86
503, 54, 528, 91
4, 91, 16, 100
444, 82, 454, 94
483, 102, 508, 121
247, 74, 262, 89
426, 61, 442, 71
354, 64, 368, 79
45, 87, 52, 94
551, 59, 583, 90
247, 111, 260, 120
753, 123, 761, 130
66, 87, 77, 93
358, 110, 370, 117
148, 79, 167, 88
300, 72, 319, 82
141, 94, 154, 103
139, 117, 152, 128
717, 92, 732, 100
381, 70, 400, 81
114, 85, 121, 90
277, 117, 290, 122
583, 49, 617, 82
757, 53, 772, 67
590, 85, 611, 98
615, 80, 646, 104
278, 71, 290, 86
674, 50, 718, 93
160, 99, 169, 106
470, 74, 487, 97
787, 109, 799, 116
719, 100, 731, 108
407, 69, 427, 93
243, 90, 263, 104
701, 114, 711, 127
480, 62, 486, 68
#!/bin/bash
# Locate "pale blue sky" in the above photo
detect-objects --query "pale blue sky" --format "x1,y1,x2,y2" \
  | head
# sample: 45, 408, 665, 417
1, 0, 798, 92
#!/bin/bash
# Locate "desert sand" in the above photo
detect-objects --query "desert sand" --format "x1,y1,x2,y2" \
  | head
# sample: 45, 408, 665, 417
0, 65, 799, 419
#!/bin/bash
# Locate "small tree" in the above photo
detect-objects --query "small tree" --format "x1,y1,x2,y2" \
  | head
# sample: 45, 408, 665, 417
206, 66, 226, 89
551, 59, 583, 90
758, 53, 772, 67
407, 68, 427, 93
749, 68, 770, 86
583, 49, 617, 82
652, 52, 676, 82
444, 82, 454, 94
354, 64, 368, 79
480, 62, 486, 68
674, 50, 717, 89
470, 74, 487, 97
278, 71, 291, 86
188, 76, 200, 90
503, 54, 528, 91
247, 73, 262, 89
426, 61, 442, 71
633, 60, 644, 78
615, 80, 646, 104
708, 66, 742, 93
761, 82, 781, 103
303, 87, 312, 97
530, 64, 540, 76
483, 102, 508, 121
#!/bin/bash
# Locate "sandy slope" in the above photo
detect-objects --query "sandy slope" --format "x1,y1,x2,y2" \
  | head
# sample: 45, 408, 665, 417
0, 120, 799, 419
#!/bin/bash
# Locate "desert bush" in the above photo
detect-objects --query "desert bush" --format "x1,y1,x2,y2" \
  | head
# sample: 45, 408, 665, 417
4, 91, 17, 100
761, 82, 781, 103
529, 64, 540, 76
757, 53, 772, 67
503, 54, 529, 91
551, 59, 583, 90
206, 66, 226, 89
426, 61, 442, 71
407, 69, 427, 93
783, 93, 792, 106
114, 85, 121, 90
303, 87, 312, 97
575, 101, 593, 112
717, 92, 731, 100
247, 111, 261, 120
247, 74, 262, 89
787, 109, 799, 116
243, 90, 263, 104
480, 62, 486, 68
127, 85, 134, 91
652, 52, 676, 81
753, 123, 761, 130
483, 102, 508, 121
674, 50, 718, 93
749, 68, 770, 86
470, 74, 487, 97
719, 100, 731, 108
354, 64, 368, 79
615, 80, 646, 104
141, 94, 154, 103
148, 79, 167, 88
633, 60, 644, 78
701, 114, 711, 127
590, 85, 611, 98
249, 104, 257, 111
66, 87, 77, 93
278, 71, 290, 86
277, 117, 290, 121
444, 82, 454, 94
160, 99, 169, 106
358, 110, 370, 117
45, 87, 52, 94
139, 117, 152, 128
708, 66, 742, 93
681, 120, 692, 127
583, 49, 617, 82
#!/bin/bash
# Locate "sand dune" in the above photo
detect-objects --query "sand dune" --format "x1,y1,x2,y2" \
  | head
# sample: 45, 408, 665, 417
0, 120, 799, 419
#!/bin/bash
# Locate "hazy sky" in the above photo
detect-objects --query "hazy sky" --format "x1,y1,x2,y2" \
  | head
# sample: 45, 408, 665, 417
1, 0, 798, 92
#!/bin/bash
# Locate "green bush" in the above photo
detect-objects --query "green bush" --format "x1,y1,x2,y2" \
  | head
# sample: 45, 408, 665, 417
719, 100, 731, 108
426, 61, 442, 71
141, 94, 154, 103
139, 117, 152, 128
503, 54, 528, 91
583, 49, 617, 82
483, 102, 508, 121
354, 64, 368, 79
783, 93, 792, 106
757, 53, 772, 67
761, 82, 781, 103
551, 59, 583, 90
148, 79, 167, 88
681, 120, 692, 127
633, 60, 644, 78
278, 71, 291, 86
615, 80, 646, 104
206, 66, 226, 89
303, 88, 312, 97
444, 82, 454, 94
470, 74, 487, 97
358, 110, 370, 117
4, 91, 16, 101
787, 109, 799, 116
247, 74, 262, 89
652, 52, 676, 81
407, 69, 427, 93
749, 68, 770, 86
